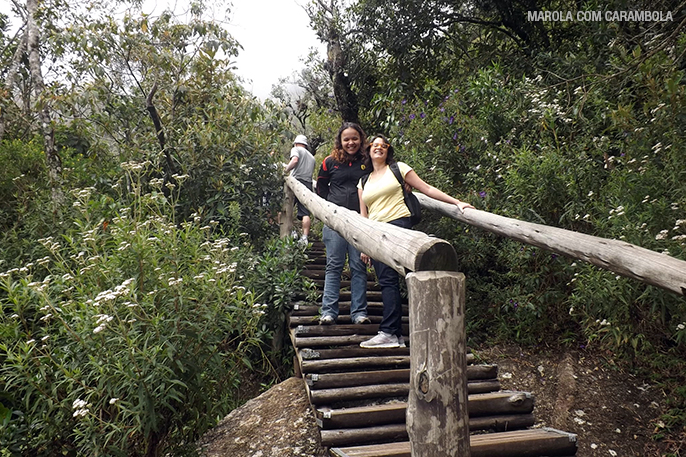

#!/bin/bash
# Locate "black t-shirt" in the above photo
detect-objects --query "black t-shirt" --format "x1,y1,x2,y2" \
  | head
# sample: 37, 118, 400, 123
316, 155, 370, 212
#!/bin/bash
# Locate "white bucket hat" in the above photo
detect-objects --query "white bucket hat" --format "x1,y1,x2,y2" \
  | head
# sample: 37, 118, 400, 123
293, 135, 309, 147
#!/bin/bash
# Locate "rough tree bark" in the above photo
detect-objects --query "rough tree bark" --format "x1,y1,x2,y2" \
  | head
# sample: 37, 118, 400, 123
26, 0, 63, 206
310, 0, 360, 124
146, 82, 177, 177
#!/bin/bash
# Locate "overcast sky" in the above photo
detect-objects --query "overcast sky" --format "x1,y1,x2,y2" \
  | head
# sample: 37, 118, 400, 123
1, 0, 325, 101
227, 0, 326, 99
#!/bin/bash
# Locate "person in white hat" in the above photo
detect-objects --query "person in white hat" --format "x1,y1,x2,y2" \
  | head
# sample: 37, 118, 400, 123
284, 134, 316, 244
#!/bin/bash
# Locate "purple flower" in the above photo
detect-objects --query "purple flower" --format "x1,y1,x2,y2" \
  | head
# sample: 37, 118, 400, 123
401, 99, 407, 105
409, 114, 416, 120
448, 116, 454, 124
479, 191, 487, 198
420, 112, 426, 119
453, 134, 458, 140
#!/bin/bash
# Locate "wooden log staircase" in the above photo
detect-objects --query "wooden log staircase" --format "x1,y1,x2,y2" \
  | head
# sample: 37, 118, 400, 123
288, 239, 578, 457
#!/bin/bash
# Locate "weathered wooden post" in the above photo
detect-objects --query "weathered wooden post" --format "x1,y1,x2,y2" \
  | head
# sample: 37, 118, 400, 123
406, 271, 470, 457
279, 181, 295, 238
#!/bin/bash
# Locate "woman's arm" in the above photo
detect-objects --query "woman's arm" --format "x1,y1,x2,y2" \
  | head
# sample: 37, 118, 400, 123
358, 187, 368, 218
358, 188, 372, 266
403, 170, 474, 212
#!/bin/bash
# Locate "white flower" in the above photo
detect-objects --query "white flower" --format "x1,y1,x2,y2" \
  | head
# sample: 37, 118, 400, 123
109, 398, 120, 404
655, 230, 669, 240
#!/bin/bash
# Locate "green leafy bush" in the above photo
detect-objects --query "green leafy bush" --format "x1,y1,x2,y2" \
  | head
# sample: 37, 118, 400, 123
0, 164, 297, 456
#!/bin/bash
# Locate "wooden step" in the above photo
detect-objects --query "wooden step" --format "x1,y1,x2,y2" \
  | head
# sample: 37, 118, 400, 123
316, 391, 533, 429
309, 379, 502, 406
293, 324, 409, 337
322, 423, 408, 448
291, 302, 407, 316
317, 405, 533, 434
298, 346, 474, 364
303, 356, 410, 374
300, 347, 410, 360
330, 428, 578, 456
290, 315, 407, 325
305, 365, 496, 384
307, 369, 411, 390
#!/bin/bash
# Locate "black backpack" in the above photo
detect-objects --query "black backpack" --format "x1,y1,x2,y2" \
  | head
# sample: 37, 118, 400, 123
361, 162, 422, 226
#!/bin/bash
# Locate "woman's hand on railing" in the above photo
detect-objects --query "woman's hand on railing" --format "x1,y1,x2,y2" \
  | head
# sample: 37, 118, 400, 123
361, 252, 372, 266
456, 201, 475, 213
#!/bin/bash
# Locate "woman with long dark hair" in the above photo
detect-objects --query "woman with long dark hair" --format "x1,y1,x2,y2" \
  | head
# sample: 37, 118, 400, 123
316, 123, 372, 325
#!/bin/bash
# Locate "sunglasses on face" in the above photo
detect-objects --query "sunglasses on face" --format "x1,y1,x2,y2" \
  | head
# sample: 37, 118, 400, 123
371, 142, 390, 150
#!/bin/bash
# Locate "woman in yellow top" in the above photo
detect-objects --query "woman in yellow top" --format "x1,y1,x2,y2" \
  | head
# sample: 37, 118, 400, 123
358, 134, 474, 348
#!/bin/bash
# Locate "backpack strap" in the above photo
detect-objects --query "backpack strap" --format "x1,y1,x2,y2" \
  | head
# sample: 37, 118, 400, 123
389, 162, 405, 188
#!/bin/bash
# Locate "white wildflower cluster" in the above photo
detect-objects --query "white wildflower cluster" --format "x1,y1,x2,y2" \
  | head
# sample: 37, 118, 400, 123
655, 218, 686, 244
252, 303, 268, 316
93, 314, 114, 333
149, 178, 165, 188
117, 242, 131, 251
168, 277, 183, 287
26, 276, 51, 293
71, 187, 96, 208
38, 236, 61, 253
72, 398, 90, 418
607, 205, 625, 220
87, 278, 135, 307
676, 323, 685, 331
120, 160, 152, 172
649, 103, 666, 123
215, 262, 237, 275
596, 318, 611, 326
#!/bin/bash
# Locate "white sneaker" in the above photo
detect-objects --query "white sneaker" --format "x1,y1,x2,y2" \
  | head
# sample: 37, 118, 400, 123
298, 236, 309, 246
360, 331, 399, 348
291, 230, 298, 239
353, 315, 371, 324
319, 315, 335, 325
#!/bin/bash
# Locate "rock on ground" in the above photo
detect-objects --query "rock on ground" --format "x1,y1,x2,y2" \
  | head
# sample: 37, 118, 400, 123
198, 377, 327, 457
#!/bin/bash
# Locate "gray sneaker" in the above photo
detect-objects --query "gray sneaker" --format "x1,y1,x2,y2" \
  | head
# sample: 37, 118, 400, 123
319, 315, 335, 325
398, 335, 406, 347
360, 331, 399, 348
353, 315, 371, 324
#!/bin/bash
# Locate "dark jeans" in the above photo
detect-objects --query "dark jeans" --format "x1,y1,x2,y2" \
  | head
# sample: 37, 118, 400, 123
373, 217, 412, 337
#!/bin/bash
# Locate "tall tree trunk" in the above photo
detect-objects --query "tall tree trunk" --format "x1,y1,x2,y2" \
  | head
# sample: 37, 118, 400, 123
26, 0, 63, 207
1, 31, 29, 141
325, 26, 359, 124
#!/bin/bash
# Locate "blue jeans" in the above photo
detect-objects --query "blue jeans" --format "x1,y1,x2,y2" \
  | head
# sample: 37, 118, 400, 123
321, 225, 368, 321
373, 217, 412, 337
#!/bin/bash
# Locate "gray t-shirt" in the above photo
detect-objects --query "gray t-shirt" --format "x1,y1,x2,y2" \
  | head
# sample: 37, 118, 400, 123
289, 145, 315, 182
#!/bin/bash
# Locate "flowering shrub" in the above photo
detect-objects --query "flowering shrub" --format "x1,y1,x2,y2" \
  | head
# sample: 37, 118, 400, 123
0, 163, 300, 456
369, 50, 686, 360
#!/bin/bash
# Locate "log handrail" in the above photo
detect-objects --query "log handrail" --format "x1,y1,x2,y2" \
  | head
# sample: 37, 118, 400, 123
284, 175, 458, 273
416, 193, 686, 296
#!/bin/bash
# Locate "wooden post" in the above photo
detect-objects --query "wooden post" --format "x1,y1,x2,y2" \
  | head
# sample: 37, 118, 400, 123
279, 180, 295, 238
406, 271, 470, 457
